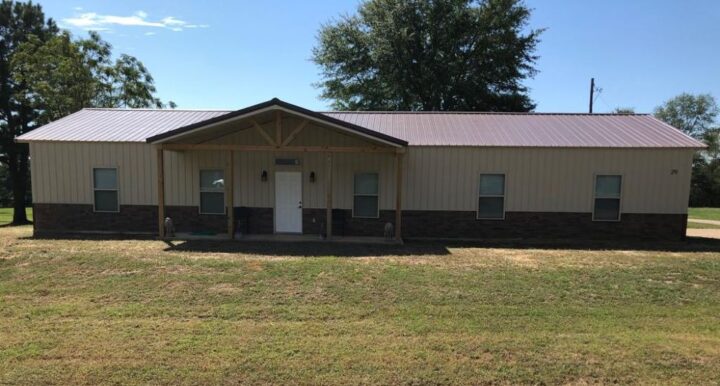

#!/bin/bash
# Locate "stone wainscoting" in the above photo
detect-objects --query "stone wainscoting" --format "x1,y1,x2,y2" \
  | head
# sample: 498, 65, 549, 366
33, 203, 687, 240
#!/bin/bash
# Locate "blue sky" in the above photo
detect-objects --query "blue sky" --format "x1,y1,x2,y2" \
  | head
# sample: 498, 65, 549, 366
41, 0, 720, 113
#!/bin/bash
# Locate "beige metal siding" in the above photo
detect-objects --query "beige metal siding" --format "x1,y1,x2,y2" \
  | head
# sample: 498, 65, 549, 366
30, 141, 693, 215
30, 142, 157, 205
403, 147, 694, 214
162, 150, 396, 209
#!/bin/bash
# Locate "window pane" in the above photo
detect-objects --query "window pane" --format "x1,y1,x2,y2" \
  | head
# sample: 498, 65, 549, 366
595, 175, 621, 197
200, 170, 224, 190
594, 198, 620, 221
93, 168, 117, 189
479, 174, 505, 196
200, 192, 225, 214
94, 190, 118, 212
478, 197, 504, 219
354, 173, 378, 195
354, 196, 378, 218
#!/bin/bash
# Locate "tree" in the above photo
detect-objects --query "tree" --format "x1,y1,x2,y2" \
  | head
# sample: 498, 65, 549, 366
12, 31, 167, 125
0, 0, 167, 224
654, 93, 719, 138
612, 107, 635, 114
654, 93, 720, 207
312, 0, 542, 111
0, 0, 59, 224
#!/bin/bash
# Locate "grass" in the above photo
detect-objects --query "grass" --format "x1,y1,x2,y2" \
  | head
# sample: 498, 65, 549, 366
688, 207, 720, 221
1, 227, 719, 384
687, 221, 720, 229
0, 207, 33, 225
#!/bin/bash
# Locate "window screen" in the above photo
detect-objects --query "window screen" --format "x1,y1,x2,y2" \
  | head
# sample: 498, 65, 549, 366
353, 173, 379, 218
200, 170, 225, 214
593, 175, 622, 221
478, 174, 505, 219
93, 168, 119, 212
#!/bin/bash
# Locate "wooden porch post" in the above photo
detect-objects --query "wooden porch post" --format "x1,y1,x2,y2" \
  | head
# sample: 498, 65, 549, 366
156, 147, 165, 238
326, 153, 333, 240
395, 151, 403, 241
227, 150, 235, 239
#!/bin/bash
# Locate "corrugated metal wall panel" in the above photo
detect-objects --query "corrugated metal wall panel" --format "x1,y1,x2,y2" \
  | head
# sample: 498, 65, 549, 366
29, 142, 693, 215
30, 142, 157, 205
401, 147, 693, 214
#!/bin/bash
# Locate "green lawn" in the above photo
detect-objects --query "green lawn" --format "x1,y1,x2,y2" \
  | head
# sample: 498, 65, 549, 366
687, 221, 720, 229
688, 207, 720, 221
1, 226, 719, 384
0, 207, 33, 225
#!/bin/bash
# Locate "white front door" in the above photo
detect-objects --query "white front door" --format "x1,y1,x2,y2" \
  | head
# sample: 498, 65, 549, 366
275, 171, 302, 233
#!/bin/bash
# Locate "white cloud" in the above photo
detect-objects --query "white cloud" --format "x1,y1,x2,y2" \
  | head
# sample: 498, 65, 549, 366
144, 31, 156, 36
62, 10, 208, 32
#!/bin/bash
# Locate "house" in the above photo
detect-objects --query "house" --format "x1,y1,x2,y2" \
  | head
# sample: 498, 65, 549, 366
17, 98, 705, 241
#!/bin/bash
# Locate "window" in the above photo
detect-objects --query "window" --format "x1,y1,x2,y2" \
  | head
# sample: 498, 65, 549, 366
478, 174, 505, 219
353, 173, 379, 218
593, 175, 622, 221
200, 169, 225, 214
93, 168, 119, 212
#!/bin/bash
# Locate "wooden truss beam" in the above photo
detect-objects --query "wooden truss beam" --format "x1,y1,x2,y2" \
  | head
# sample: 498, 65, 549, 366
281, 119, 309, 146
252, 119, 276, 146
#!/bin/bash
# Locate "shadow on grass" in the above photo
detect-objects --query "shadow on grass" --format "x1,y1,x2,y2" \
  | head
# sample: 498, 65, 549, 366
162, 236, 720, 257
22, 233, 720, 257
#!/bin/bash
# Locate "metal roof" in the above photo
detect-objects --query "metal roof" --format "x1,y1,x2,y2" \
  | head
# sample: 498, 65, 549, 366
144, 98, 408, 147
17, 102, 706, 148
17, 108, 231, 143
324, 112, 705, 148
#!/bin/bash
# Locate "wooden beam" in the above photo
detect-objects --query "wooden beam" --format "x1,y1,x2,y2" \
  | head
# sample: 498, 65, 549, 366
395, 152, 403, 241
156, 147, 165, 238
227, 150, 235, 239
275, 111, 282, 145
326, 153, 333, 240
252, 119, 276, 146
281, 119, 308, 146
161, 143, 399, 154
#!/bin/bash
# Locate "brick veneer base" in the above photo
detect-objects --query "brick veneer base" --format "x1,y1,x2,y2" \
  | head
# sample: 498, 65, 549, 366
33, 204, 687, 240
402, 210, 688, 240
33, 203, 158, 234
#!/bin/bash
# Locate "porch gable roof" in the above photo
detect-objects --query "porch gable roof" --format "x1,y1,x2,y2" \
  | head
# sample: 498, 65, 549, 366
145, 98, 408, 147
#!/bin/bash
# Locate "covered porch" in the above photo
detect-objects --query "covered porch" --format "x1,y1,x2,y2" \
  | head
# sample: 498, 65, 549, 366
148, 99, 408, 242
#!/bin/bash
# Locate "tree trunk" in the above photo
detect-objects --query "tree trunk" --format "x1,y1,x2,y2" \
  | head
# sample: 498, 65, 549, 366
9, 144, 30, 225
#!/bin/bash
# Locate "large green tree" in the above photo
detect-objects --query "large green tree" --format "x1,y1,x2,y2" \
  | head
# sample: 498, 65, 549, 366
654, 93, 719, 138
0, 0, 166, 224
0, 0, 58, 224
655, 93, 720, 207
312, 0, 542, 111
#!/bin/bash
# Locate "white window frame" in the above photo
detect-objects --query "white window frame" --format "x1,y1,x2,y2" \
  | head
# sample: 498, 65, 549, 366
592, 174, 623, 222
92, 167, 119, 213
352, 172, 380, 219
199, 168, 226, 215
477, 173, 506, 220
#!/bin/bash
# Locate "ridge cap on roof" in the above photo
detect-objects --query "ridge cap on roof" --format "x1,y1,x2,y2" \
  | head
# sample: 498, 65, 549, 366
83, 107, 233, 112
322, 111, 651, 116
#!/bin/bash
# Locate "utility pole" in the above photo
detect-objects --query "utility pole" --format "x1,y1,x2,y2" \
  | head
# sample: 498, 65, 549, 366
589, 78, 594, 114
